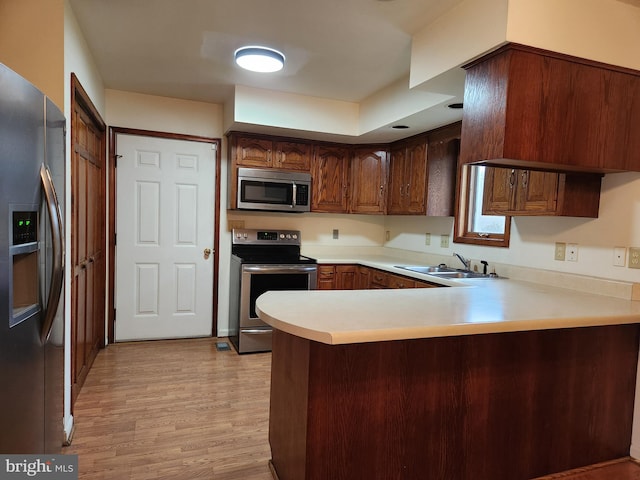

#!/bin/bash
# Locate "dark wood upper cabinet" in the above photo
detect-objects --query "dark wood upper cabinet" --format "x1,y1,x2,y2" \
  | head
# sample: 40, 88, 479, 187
234, 135, 273, 168
460, 43, 640, 173
274, 140, 311, 171
388, 123, 459, 216
425, 123, 460, 216
230, 133, 311, 171
311, 145, 351, 213
350, 147, 388, 214
483, 167, 602, 217
387, 136, 428, 215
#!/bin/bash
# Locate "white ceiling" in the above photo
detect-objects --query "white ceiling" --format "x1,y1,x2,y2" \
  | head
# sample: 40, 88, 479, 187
69, 0, 466, 141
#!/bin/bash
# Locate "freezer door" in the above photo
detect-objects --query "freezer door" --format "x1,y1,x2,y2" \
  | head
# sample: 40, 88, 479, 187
0, 63, 46, 453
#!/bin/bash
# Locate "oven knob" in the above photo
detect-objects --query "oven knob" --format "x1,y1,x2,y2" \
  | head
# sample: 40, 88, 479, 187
292, 234, 298, 239
280, 233, 285, 239
286, 234, 291, 239
243, 233, 248, 239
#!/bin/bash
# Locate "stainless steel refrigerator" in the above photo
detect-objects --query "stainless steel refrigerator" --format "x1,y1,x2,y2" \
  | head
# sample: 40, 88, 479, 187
0, 63, 65, 453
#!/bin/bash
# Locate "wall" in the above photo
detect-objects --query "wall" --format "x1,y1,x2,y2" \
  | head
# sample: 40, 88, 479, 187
384, 172, 640, 283
0, 0, 65, 109
63, 0, 106, 443
104, 89, 227, 331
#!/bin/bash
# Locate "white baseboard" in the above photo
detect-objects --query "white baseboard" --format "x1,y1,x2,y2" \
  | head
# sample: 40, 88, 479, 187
63, 414, 74, 446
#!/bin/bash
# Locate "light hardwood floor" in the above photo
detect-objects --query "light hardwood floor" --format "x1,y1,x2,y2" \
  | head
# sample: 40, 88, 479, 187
64, 337, 640, 480
534, 458, 640, 480
63, 338, 273, 480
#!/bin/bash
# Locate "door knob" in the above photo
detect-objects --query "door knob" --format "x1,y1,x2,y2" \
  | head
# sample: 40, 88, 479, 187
203, 248, 212, 259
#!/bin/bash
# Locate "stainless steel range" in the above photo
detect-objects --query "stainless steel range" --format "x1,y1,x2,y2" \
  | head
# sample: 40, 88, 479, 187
228, 229, 317, 354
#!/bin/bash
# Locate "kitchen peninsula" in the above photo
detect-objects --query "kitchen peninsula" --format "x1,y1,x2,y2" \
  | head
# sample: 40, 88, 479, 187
256, 266, 640, 480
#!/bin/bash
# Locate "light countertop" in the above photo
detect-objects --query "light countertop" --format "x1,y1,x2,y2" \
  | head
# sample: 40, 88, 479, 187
256, 253, 640, 345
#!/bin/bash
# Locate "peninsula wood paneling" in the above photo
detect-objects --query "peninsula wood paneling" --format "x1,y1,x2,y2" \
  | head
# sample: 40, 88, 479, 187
269, 325, 640, 480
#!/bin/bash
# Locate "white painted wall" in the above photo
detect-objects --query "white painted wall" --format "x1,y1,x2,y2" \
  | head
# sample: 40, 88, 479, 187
63, 0, 106, 442
385, 172, 640, 283
232, 84, 360, 136
410, 0, 508, 88
506, 0, 640, 70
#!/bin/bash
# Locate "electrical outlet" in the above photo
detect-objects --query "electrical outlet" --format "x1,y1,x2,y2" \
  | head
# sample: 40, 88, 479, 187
332, 229, 339, 240
613, 247, 626, 267
440, 234, 449, 248
629, 247, 640, 269
385, 230, 390, 241
554, 242, 566, 261
566, 243, 578, 262
425, 233, 431, 246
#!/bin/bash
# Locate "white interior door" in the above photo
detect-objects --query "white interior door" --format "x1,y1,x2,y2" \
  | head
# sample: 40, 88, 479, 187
115, 134, 216, 341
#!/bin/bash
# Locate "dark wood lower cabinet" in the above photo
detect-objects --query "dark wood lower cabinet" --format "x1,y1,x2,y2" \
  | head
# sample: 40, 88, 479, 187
269, 324, 640, 480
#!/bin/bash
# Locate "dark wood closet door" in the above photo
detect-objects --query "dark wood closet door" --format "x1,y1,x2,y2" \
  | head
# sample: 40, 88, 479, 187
71, 76, 106, 405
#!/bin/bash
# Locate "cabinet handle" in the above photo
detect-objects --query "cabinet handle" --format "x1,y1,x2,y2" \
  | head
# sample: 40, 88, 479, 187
406, 183, 410, 195
379, 185, 384, 196
399, 185, 403, 196
509, 169, 516, 188
522, 170, 528, 188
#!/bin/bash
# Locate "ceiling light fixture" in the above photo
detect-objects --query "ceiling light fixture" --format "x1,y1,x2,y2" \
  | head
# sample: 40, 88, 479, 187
234, 46, 285, 73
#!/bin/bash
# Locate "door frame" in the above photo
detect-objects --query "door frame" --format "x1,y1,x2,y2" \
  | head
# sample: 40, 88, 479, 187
107, 127, 221, 344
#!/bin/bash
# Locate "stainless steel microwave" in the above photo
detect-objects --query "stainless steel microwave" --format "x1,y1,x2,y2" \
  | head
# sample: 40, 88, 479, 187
237, 167, 311, 212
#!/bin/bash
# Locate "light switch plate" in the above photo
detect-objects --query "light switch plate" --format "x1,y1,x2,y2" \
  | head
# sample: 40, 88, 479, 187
566, 243, 578, 262
425, 233, 431, 246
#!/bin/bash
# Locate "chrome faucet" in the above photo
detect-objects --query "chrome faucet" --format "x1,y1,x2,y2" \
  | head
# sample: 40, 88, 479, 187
453, 252, 471, 271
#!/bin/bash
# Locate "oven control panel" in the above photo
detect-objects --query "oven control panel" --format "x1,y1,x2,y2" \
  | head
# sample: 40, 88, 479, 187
232, 228, 301, 245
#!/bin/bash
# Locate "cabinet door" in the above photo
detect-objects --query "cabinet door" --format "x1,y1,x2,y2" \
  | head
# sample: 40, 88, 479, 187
312, 145, 350, 213
317, 265, 335, 290
405, 141, 428, 214
482, 167, 517, 215
335, 265, 358, 290
425, 134, 458, 216
386, 273, 415, 289
515, 170, 558, 213
387, 145, 407, 214
275, 140, 311, 171
350, 148, 388, 214
369, 269, 388, 289
236, 136, 272, 167
357, 266, 371, 289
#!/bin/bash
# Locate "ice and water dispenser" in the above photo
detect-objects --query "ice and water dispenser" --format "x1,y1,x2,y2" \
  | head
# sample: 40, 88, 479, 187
10, 209, 40, 327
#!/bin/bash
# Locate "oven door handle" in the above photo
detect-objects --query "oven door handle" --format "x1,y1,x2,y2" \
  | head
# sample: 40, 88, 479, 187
243, 329, 273, 335
242, 265, 317, 274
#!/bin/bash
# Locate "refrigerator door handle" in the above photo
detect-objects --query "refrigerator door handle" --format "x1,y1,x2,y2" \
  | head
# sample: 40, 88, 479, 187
40, 164, 64, 344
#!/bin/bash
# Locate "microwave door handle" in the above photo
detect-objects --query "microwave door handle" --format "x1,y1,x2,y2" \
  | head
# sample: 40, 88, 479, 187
292, 182, 297, 208
40, 164, 65, 344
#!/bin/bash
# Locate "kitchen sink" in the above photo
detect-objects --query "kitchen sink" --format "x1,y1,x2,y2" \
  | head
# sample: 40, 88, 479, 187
394, 265, 454, 274
395, 265, 497, 279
